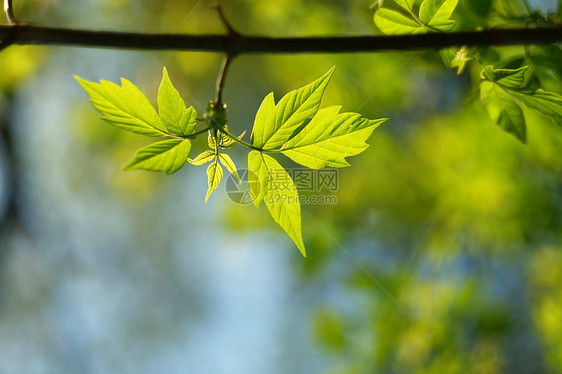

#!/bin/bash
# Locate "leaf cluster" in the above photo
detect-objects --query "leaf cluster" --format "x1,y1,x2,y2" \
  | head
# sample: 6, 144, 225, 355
373, 0, 562, 143
373, 0, 459, 34
77, 67, 385, 256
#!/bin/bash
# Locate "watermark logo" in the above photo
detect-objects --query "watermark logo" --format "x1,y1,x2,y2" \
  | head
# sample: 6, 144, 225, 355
224, 168, 258, 205
225, 168, 339, 205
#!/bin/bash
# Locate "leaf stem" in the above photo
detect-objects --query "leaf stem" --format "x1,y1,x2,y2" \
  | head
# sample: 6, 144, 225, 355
165, 126, 211, 140
218, 127, 281, 153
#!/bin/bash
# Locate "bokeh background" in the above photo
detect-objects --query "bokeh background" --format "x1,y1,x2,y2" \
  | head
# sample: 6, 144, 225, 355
1, 0, 561, 373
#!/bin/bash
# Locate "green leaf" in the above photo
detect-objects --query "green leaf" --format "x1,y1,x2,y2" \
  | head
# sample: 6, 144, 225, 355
482, 65, 562, 127
158, 67, 197, 136
425, 18, 455, 31
124, 139, 191, 174
419, 0, 458, 26
219, 153, 240, 182
248, 151, 305, 256
251, 93, 276, 147
187, 150, 215, 165
481, 81, 526, 142
221, 130, 246, 148
208, 133, 217, 149
251, 67, 335, 149
205, 161, 223, 203
248, 150, 270, 208
482, 66, 529, 89
75, 76, 167, 137
281, 106, 386, 168
211, 126, 246, 148
441, 46, 473, 75
394, 0, 416, 11
525, 47, 562, 93
374, 8, 425, 34
511, 89, 562, 126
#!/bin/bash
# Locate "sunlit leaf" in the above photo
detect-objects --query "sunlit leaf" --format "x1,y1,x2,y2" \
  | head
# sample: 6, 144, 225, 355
248, 151, 305, 256
208, 133, 216, 149
124, 139, 191, 174
394, 0, 416, 11
481, 81, 526, 142
221, 130, 247, 148
374, 8, 425, 34
441, 46, 473, 75
76, 76, 167, 137
248, 150, 270, 208
187, 150, 215, 165
251, 67, 335, 149
420, 0, 458, 26
205, 161, 223, 202
158, 67, 198, 137
281, 106, 386, 168
219, 153, 240, 182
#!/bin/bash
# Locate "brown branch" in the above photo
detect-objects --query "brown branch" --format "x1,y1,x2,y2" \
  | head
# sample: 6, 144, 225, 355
212, 4, 239, 105
212, 3, 239, 39
0, 24, 561, 53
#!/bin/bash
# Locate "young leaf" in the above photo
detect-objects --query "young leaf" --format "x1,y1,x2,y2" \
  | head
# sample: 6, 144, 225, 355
187, 150, 215, 165
481, 81, 526, 142
219, 154, 240, 182
420, 0, 459, 24
221, 130, 247, 148
248, 150, 270, 208
419, 0, 458, 30
441, 46, 473, 75
481, 66, 562, 128
511, 89, 562, 126
158, 67, 198, 136
124, 139, 191, 174
393, 0, 416, 11
248, 151, 305, 256
374, 8, 425, 34
251, 67, 335, 149
205, 161, 223, 203
208, 133, 217, 149
483, 66, 528, 89
251, 93, 276, 147
75, 76, 167, 137
281, 106, 387, 169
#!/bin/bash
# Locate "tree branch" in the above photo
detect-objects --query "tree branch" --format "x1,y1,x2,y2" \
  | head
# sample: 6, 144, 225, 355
0, 24, 561, 53
212, 4, 238, 105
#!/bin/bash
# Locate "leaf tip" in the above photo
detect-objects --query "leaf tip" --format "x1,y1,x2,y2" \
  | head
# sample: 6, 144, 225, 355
325, 66, 337, 80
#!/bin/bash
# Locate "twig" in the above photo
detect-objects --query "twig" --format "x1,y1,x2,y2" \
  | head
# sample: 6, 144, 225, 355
215, 55, 234, 105
3, 0, 18, 24
212, 4, 239, 105
212, 3, 239, 38
1, 0, 18, 50
0, 25, 561, 53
